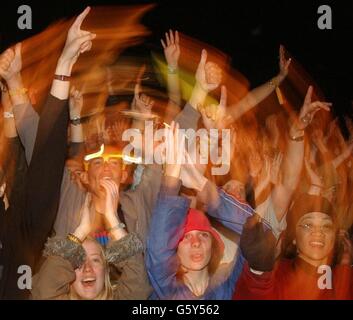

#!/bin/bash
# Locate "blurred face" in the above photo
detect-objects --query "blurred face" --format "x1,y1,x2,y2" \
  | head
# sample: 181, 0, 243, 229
72, 240, 106, 300
177, 230, 212, 272
295, 212, 336, 267
66, 159, 85, 190
223, 180, 245, 202
87, 154, 123, 194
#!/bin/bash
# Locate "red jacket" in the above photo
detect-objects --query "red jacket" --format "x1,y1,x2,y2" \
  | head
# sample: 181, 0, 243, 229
233, 257, 352, 300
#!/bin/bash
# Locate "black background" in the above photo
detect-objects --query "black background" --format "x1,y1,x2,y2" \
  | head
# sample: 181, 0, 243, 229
0, 0, 352, 119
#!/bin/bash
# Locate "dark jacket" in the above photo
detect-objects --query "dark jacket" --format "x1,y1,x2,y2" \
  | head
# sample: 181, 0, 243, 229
0, 95, 68, 299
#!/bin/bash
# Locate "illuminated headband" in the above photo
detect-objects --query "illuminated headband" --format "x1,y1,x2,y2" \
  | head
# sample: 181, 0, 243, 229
83, 144, 142, 170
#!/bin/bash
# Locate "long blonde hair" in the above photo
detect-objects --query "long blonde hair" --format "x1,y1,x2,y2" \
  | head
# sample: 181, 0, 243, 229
69, 238, 113, 300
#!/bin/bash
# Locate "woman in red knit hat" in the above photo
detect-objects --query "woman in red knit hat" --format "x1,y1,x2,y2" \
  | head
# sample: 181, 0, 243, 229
146, 121, 255, 299
174, 208, 225, 296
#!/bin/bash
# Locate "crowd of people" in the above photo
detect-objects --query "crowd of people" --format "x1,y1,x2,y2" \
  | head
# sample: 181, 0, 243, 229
0, 6, 353, 300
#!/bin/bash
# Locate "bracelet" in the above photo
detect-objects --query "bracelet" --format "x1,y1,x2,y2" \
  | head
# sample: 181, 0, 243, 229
8, 87, 28, 97
54, 74, 71, 82
3, 111, 14, 119
167, 65, 178, 74
289, 134, 304, 142
67, 233, 83, 244
268, 78, 279, 88
108, 222, 126, 232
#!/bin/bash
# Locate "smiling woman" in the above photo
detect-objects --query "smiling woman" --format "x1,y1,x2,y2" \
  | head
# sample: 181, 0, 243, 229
70, 239, 109, 300
234, 193, 353, 300
31, 232, 151, 300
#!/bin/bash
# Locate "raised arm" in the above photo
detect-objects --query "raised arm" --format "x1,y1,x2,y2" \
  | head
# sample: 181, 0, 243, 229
145, 123, 192, 298
161, 30, 181, 109
175, 49, 222, 133
233, 214, 277, 299
67, 86, 86, 158
0, 43, 40, 164
1, 86, 17, 139
25, 7, 96, 255
271, 86, 331, 222
228, 45, 291, 121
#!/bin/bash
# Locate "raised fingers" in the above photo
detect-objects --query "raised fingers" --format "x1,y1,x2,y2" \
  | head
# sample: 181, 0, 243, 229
169, 29, 174, 44
198, 49, 207, 69
72, 6, 91, 30
303, 85, 313, 107
165, 32, 171, 46
175, 30, 179, 45
161, 39, 166, 49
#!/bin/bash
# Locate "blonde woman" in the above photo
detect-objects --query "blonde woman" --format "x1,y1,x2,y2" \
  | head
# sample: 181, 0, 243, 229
32, 185, 151, 300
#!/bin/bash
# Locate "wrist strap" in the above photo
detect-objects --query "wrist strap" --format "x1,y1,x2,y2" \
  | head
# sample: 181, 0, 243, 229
268, 78, 279, 88
3, 111, 14, 119
70, 116, 81, 126
8, 87, 28, 97
54, 74, 71, 82
167, 65, 178, 74
289, 134, 304, 142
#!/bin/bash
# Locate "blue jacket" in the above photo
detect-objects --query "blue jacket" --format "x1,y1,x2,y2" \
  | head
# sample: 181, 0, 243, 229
146, 178, 266, 300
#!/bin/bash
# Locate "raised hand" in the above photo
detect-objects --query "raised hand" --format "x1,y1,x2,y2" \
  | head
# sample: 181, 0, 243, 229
200, 86, 231, 130
195, 49, 222, 92
297, 86, 331, 130
240, 214, 276, 272
0, 43, 22, 82
132, 65, 154, 114
100, 178, 127, 240
180, 149, 208, 192
278, 45, 291, 80
161, 30, 180, 70
100, 179, 119, 223
60, 7, 96, 67
111, 119, 130, 144
164, 121, 185, 178
73, 193, 93, 241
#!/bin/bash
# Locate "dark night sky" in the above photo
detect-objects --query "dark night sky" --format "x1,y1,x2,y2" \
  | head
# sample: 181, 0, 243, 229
0, 0, 352, 118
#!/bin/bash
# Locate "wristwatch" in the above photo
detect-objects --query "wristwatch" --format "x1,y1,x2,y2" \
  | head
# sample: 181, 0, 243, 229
108, 223, 126, 232
70, 116, 81, 126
